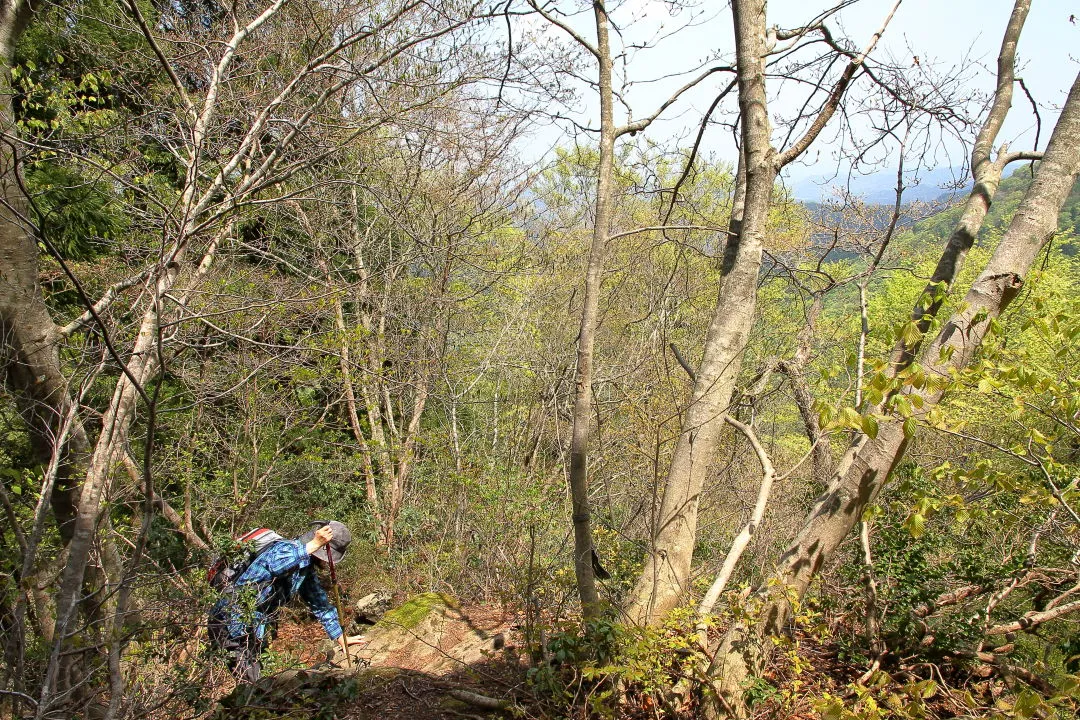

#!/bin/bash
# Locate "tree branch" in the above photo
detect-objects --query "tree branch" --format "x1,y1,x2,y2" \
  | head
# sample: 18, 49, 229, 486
670, 343, 696, 381
616, 65, 735, 138
697, 416, 777, 631
777, 0, 902, 167
59, 268, 153, 337
122, 0, 194, 116
608, 224, 731, 242
1001, 150, 1043, 166
985, 597, 1080, 636
525, 0, 600, 59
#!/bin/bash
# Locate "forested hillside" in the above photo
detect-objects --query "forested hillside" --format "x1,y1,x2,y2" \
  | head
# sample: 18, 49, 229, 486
1, 1, 1079, 719
908, 167, 1080, 247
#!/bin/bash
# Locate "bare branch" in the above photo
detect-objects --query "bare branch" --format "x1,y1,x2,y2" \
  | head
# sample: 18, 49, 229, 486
670, 343, 696, 382
986, 597, 1080, 635
607, 224, 731, 242
777, 0, 902, 167
697, 416, 777, 627
60, 268, 154, 337
1001, 150, 1043, 165
122, 0, 194, 116
616, 65, 735, 138
662, 78, 738, 225
525, 0, 600, 59
912, 583, 987, 618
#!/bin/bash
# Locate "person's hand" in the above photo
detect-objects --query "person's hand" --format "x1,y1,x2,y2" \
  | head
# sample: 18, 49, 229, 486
306, 525, 333, 556
338, 634, 367, 654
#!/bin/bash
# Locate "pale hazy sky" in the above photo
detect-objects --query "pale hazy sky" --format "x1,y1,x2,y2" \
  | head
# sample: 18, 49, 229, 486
523, 0, 1079, 186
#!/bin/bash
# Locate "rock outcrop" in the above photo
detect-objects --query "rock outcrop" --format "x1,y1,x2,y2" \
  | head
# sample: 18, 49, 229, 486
353, 589, 393, 625
334, 592, 508, 674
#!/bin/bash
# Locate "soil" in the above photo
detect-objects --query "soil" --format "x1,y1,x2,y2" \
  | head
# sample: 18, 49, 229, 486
245, 601, 532, 720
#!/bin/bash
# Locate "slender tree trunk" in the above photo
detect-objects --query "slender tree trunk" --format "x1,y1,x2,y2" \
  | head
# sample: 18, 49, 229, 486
892, 0, 1032, 369
42, 250, 181, 715
626, 0, 775, 626
330, 284, 383, 526
778, 294, 831, 484
567, 0, 617, 619
383, 377, 428, 547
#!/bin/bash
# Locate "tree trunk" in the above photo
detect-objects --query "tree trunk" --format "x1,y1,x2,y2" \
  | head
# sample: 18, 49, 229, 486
626, 0, 774, 626
0, 0, 90, 543
707, 65, 1080, 717
892, 0, 1032, 370
42, 255, 180, 715
383, 377, 428, 548
567, 0, 616, 619
330, 284, 383, 528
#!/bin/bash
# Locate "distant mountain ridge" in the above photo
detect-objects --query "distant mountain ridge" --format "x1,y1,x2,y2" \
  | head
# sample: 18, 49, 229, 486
791, 168, 1080, 264
788, 166, 973, 204
904, 167, 1080, 246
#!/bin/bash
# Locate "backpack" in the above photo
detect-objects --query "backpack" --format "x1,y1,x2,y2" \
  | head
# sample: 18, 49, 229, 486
207, 528, 284, 590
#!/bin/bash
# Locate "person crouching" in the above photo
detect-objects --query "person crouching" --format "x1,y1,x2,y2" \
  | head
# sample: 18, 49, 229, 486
207, 521, 366, 682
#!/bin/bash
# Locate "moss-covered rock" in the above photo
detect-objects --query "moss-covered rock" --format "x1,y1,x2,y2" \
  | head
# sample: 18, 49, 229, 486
337, 592, 506, 675
376, 592, 457, 631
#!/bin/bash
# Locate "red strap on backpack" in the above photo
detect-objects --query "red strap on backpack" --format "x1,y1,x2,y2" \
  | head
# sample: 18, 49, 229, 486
239, 528, 275, 545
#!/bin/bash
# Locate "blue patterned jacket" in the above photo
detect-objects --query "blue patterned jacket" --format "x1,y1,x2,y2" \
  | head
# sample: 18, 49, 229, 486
211, 539, 342, 641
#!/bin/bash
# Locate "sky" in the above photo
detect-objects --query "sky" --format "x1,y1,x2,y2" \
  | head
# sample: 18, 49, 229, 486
519, 0, 1080, 199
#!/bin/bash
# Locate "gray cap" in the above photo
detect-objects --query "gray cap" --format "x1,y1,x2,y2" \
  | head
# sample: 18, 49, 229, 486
298, 520, 352, 564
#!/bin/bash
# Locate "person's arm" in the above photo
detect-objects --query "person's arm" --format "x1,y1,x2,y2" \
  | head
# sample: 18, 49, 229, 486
300, 526, 366, 649
305, 525, 333, 556
243, 525, 337, 583
235, 540, 310, 585
298, 571, 342, 639
297, 571, 366, 652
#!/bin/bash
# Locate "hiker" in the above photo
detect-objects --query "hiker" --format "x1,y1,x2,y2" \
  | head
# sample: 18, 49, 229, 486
208, 521, 367, 682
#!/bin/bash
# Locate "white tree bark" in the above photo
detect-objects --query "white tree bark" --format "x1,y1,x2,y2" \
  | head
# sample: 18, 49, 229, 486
627, 0, 897, 626
707, 62, 1080, 717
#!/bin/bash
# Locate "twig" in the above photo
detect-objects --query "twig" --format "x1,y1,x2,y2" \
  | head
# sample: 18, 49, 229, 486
670, 343, 697, 381
0, 689, 38, 707
696, 416, 777, 637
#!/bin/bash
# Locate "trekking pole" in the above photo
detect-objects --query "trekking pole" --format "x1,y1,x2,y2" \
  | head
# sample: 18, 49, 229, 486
324, 527, 351, 670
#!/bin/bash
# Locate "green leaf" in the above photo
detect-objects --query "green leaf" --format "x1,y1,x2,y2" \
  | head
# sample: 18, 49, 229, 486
840, 406, 861, 429
904, 512, 926, 539
861, 415, 879, 439
1013, 689, 1043, 718
915, 679, 938, 698
903, 416, 917, 440
900, 321, 922, 348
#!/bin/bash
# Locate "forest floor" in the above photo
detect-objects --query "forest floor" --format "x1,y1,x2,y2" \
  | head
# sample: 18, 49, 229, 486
212, 602, 1008, 719
238, 602, 532, 719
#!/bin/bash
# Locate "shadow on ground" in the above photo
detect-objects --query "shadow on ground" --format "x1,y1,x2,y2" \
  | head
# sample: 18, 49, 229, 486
212, 593, 531, 719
